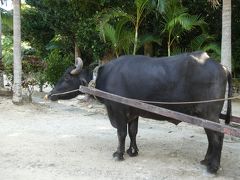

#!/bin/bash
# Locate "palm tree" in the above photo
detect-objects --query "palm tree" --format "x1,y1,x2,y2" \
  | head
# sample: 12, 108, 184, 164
99, 22, 133, 57
12, 0, 22, 104
160, 0, 206, 56
132, 0, 150, 55
0, 0, 7, 88
0, 2, 13, 88
0, 7, 4, 88
208, 0, 231, 115
98, 0, 152, 55
208, 0, 232, 71
221, 0, 231, 72
98, 11, 135, 57
189, 33, 221, 59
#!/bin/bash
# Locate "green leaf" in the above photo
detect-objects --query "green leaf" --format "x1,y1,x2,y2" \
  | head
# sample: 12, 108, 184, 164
103, 23, 117, 48
203, 43, 221, 55
190, 34, 214, 50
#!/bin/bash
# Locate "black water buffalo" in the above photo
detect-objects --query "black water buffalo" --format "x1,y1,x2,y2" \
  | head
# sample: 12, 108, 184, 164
47, 51, 232, 174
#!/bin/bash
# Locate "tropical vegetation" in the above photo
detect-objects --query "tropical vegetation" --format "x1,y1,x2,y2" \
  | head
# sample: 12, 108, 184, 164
0, 0, 239, 100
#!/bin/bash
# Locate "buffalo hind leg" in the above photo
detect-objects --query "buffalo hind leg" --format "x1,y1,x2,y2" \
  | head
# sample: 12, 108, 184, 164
200, 129, 213, 166
127, 118, 139, 157
202, 128, 224, 173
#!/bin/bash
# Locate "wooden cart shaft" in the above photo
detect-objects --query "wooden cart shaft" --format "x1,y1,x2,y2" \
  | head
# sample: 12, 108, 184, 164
79, 86, 240, 138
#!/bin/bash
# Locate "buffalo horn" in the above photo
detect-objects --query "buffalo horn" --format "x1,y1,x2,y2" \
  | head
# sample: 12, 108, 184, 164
70, 57, 83, 75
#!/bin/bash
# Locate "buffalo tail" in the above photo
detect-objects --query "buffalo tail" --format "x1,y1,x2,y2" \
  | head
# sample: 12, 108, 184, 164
225, 70, 232, 124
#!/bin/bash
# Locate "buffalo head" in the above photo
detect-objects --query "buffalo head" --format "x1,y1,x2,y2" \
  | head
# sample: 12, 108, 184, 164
46, 57, 92, 101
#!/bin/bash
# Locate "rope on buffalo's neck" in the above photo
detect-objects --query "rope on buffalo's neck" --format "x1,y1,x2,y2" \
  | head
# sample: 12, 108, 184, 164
50, 66, 100, 97
50, 89, 80, 97
49, 80, 96, 97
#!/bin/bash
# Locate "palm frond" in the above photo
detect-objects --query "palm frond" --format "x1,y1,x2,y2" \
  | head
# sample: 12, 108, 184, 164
1, 10, 13, 29
118, 30, 134, 54
190, 34, 220, 61
204, 43, 221, 61
156, 0, 167, 13
103, 23, 117, 48
135, 0, 149, 14
208, 0, 220, 9
138, 34, 162, 47
203, 43, 221, 55
112, 8, 135, 24
171, 47, 187, 55
171, 14, 205, 32
135, 0, 150, 25
164, 0, 187, 21
190, 34, 214, 50
115, 18, 131, 41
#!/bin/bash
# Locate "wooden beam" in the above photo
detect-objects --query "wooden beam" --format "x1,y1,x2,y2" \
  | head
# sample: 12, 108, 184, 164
220, 114, 240, 124
79, 86, 240, 138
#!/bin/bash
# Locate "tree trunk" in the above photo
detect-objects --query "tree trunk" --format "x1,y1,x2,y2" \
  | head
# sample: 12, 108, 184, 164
167, 32, 171, 56
221, 0, 231, 71
0, 10, 4, 88
12, 0, 23, 104
221, 0, 231, 115
133, 26, 138, 55
144, 42, 153, 56
167, 42, 171, 57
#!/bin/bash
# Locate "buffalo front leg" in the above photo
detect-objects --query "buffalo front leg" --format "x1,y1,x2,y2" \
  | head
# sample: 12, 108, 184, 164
202, 128, 224, 174
113, 122, 127, 161
127, 118, 139, 157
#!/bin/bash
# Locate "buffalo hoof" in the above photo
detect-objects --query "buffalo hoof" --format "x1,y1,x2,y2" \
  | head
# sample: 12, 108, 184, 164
200, 159, 208, 166
207, 163, 219, 174
113, 151, 124, 161
201, 159, 219, 174
127, 147, 138, 157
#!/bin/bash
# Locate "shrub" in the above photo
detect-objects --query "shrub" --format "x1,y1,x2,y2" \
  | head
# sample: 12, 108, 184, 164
44, 49, 74, 86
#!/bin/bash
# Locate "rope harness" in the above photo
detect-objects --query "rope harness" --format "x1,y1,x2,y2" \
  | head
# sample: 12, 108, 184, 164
49, 85, 240, 105
49, 89, 80, 97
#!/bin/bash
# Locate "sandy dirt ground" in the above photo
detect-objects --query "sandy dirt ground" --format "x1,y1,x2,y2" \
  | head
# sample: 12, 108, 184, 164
0, 92, 239, 180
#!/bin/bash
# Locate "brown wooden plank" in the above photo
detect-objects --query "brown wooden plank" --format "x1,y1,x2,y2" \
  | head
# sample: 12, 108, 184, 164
231, 116, 240, 124
79, 86, 240, 138
220, 113, 240, 124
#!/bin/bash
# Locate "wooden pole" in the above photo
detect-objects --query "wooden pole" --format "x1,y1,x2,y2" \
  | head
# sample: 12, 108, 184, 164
79, 86, 240, 138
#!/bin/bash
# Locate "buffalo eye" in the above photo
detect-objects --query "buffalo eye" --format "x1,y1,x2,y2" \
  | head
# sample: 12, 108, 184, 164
64, 74, 71, 81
